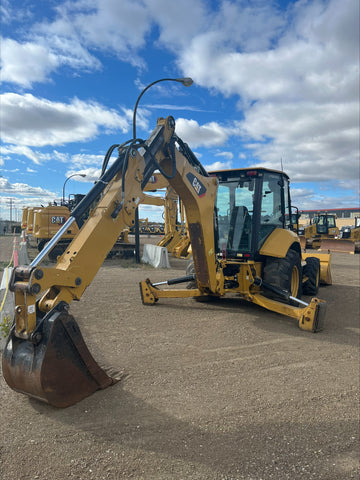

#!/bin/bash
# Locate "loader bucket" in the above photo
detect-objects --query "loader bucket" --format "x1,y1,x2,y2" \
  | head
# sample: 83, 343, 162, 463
302, 252, 332, 285
2, 307, 121, 408
318, 238, 355, 254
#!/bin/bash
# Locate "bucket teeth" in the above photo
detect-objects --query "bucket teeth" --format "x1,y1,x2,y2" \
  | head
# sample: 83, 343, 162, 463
100, 366, 127, 383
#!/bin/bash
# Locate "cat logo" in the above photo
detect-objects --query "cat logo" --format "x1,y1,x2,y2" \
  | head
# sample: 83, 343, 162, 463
51, 216, 66, 225
186, 173, 206, 198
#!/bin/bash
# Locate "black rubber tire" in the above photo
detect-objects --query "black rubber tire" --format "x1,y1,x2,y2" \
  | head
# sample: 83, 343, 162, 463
263, 249, 302, 303
302, 257, 320, 296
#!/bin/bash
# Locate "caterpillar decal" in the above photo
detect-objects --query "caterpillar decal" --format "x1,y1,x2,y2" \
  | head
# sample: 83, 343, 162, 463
186, 172, 206, 197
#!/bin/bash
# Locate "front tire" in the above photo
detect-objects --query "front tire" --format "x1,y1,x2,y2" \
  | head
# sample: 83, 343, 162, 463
263, 249, 302, 303
302, 257, 320, 296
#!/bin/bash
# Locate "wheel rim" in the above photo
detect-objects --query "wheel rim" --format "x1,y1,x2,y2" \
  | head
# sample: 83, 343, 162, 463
316, 267, 320, 287
291, 265, 300, 297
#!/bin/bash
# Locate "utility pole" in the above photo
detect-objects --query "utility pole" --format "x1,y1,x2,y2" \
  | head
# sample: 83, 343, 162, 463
7, 197, 14, 222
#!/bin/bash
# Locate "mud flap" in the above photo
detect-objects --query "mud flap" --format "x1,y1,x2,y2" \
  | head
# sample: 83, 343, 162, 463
2, 306, 121, 408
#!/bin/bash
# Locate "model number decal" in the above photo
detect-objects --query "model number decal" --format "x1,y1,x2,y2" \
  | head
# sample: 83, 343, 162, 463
186, 173, 206, 197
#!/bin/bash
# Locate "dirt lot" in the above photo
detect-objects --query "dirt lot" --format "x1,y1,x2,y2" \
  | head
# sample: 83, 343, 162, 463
0, 235, 359, 480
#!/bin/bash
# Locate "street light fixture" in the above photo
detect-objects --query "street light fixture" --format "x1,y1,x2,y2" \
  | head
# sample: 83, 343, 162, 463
132, 77, 194, 263
62, 173, 86, 205
132, 77, 193, 139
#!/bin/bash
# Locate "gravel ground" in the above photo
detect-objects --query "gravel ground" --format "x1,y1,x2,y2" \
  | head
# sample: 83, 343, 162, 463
0, 234, 359, 480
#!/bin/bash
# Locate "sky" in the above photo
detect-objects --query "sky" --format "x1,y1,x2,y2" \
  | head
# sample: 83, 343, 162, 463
0, 0, 359, 223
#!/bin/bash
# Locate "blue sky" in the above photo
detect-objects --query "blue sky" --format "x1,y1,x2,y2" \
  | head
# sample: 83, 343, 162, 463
0, 0, 359, 222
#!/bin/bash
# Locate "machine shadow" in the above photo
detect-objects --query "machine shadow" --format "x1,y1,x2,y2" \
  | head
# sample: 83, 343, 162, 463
149, 284, 359, 348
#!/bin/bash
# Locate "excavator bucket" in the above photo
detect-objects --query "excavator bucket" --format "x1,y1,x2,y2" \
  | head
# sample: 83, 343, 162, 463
318, 238, 355, 254
2, 307, 121, 408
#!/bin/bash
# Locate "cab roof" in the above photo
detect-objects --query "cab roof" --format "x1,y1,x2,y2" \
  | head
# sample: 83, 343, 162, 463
209, 167, 290, 180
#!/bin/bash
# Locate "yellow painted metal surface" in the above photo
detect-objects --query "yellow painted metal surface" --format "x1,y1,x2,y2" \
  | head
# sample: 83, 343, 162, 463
259, 228, 300, 258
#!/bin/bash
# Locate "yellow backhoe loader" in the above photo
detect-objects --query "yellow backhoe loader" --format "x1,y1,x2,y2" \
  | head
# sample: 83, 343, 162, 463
3, 115, 331, 408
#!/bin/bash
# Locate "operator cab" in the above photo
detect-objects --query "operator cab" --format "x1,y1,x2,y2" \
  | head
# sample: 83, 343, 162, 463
211, 168, 293, 260
311, 214, 336, 235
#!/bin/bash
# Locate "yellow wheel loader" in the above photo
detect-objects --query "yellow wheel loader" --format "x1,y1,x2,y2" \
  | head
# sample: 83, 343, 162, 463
298, 213, 356, 253
3, 115, 331, 409
319, 216, 360, 254
300, 213, 359, 254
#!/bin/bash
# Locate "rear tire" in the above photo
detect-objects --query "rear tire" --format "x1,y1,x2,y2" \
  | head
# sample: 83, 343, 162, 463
263, 249, 302, 303
302, 257, 320, 296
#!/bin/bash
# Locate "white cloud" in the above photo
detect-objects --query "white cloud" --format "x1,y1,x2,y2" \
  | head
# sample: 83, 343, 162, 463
35, 0, 151, 70
205, 160, 232, 171
175, 118, 230, 148
239, 100, 359, 181
0, 177, 56, 199
65, 167, 101, 184
1, 93, 130, 146
176, 0, 359, 183
145, 0, 208, 51
69, 153, 105, 168
0, 145, 53, 164
215, 151, 233, 160
291, 184, 358, 211
179, 0, 359, 103
0, 0, 32, 26
0, 1, 150, 88
0, 38, 59, 88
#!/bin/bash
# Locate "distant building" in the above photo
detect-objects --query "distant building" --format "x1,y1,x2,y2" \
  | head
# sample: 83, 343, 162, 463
0, 220, 21, 235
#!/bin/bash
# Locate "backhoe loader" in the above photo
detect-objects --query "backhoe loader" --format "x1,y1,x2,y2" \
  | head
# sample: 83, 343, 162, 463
3, 115, 331, 408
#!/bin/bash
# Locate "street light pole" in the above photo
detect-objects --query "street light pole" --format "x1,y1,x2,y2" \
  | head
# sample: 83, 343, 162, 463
132, 77, 194, 263
62, 174, 86, 205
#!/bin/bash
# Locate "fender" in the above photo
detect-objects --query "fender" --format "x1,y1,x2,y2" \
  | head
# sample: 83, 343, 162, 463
259, 228, 301, 258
